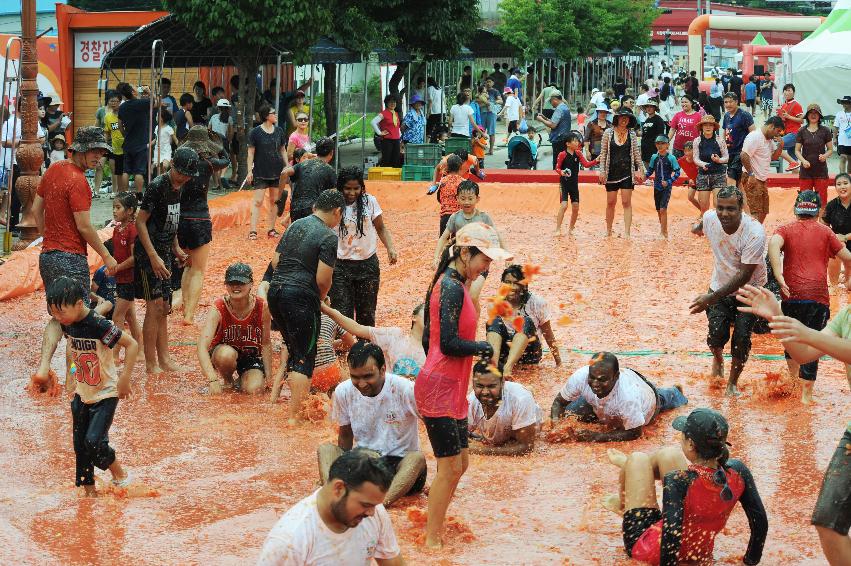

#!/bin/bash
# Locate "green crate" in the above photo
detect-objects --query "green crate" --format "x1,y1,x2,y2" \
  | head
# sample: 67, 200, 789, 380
401, 165, 435, 181
444, 137, 471, 155
404, 144, 442, 166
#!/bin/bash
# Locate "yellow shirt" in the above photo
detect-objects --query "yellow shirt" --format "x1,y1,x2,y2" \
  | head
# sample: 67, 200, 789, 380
104, 111, 124, 155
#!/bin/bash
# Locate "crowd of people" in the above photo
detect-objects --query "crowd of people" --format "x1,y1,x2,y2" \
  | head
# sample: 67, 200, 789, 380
5, 60, 851, 566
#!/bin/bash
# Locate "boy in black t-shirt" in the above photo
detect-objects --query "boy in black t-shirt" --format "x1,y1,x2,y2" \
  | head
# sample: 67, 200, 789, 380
554, 132, 598, 237
134, 147, 198, 375
46, 276, 138, 496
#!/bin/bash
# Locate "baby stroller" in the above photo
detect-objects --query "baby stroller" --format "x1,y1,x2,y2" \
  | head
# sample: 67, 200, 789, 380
506, 136, 538, 170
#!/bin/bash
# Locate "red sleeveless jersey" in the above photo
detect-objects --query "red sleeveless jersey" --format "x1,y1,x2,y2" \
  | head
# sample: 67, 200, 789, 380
210, 296, 264, 357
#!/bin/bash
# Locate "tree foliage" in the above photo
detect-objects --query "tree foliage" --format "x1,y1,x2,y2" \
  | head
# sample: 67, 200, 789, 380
68, 0, 163, 10
497, 0, 657, 59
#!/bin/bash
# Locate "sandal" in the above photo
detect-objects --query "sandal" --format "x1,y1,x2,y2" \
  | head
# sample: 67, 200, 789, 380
267, 229, 281, 239
248, 231, 258, 241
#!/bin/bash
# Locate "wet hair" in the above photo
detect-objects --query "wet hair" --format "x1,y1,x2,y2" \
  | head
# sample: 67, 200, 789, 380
723, 91, 739, 102
765, 115, 785, 130
314, 188, 346, 212
114, 191, 138, 215
424, 242, 484, 341
457, 179, 479, 197
211, 86, 225, 97
257, 104, 274, 122
117, 82, 135, 100
473, 359, 502, 377
292, 148, 307, 163
160, 107, 173, 122
453, 149, 469, 161
336, 166, 367, 238
316, 137, 335, 157
328, 448, 394, 492
589, 351, 619, 374
179, 93, 194, 107
835, 173, 851, 185
782, 83, 795, 92
565, 131, 581, 144
717, 185, 744, 207
501, 264, 530, 309
45, 276, 87, 309
446, 154, 463, 173
348, 341, 386, 370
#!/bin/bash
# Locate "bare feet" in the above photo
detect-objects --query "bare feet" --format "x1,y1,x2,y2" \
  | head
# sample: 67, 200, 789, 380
606, 448, 628, 469
800, 380, 814, 404
725, 383, 740, 397
145, 364, 164, 376
160, 359, 187, 373
424, 537, 443, 550
554, 229, 562, 237
711, 356, 724, 379
601, 493, 624, 515
81, 485, 98, 497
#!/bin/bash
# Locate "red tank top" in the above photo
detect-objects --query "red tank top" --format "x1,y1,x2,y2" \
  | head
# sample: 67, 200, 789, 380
210, 296, 264, 356
378, 109, 401, 140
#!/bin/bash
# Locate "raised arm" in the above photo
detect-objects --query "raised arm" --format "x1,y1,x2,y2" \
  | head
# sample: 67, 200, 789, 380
320, 304, 372, 340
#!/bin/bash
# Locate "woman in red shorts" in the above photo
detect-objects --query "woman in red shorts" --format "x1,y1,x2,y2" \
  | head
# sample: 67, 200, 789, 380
415, 222, 511, 549
604, 407, 768, 565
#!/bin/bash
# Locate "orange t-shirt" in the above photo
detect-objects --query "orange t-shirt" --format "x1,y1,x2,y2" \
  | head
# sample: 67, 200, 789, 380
472, 137, 487, 159
438, 174, 465, 216
36, 160, 92, 255
436, 154, 479, 182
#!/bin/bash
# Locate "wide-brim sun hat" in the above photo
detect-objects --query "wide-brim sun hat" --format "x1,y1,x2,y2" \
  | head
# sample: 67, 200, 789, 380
410, 94, 425, 105
612, 109, 638, 130
455, 222, 513, 262
805, 103, 823, 120
642, 99, 659, 108
181, 125, 223, 157
698, 114, 720, 130
836, 96, 851, 105
68, 126, 112, 153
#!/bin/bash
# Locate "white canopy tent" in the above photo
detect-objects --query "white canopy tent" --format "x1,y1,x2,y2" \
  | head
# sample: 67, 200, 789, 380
786, 0, 851, 115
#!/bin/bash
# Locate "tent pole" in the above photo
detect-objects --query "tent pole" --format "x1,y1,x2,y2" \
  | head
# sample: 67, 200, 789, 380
275, 54, 281, 116
334, 63, 341, 172
308, 64, 315, 141
362, 57, 368, 172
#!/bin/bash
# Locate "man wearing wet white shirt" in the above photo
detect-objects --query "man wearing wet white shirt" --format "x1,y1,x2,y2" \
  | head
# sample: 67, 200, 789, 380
258, 449, 404, 566
317, 342, 426, 506
467, 361, 541, 455
550, 352, 688, 442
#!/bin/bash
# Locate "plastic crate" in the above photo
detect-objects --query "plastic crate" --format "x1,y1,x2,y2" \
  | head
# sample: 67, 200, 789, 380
444, 137, 471, 156
401, 165, 435, 181
404, 144, 442, 166
380, 167, 402, 180
367, 167, 389, 180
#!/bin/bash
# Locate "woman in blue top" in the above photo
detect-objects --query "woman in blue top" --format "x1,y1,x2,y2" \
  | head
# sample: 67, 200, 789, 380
401, 95, 426, 146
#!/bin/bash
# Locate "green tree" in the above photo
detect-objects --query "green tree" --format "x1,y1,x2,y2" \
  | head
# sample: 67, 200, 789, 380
69, 0, 163, 9
497, 0, 569, 60
163, 0, 333, 181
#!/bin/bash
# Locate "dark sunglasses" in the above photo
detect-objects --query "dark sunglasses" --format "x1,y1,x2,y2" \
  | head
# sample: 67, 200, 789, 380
296, 117, 309, 122
713, 468, 734, 501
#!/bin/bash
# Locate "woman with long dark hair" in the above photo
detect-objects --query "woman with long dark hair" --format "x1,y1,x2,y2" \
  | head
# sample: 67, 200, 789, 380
415, 222, 511, 548
329, 166, 398, 327
486, 264, 561, 377
599, 110, 644, 238
604, 407, 767, 566
178, 126, 231, 325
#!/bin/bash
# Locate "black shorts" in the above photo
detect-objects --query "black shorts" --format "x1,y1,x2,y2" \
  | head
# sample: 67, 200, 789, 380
177, 218, 213, 250
706, 292, 757, 361
109, 153, 124, 176
838, 145, 851, 156
439, 213, 452, 236
727, 152, 743, 181
507, 120, 518, 134
605, 178, 634, 192
560, 178, 579, 203
486, 315, 542, 366
123, 146, 148, 176
135, 252, 172, 302
423, 416, 468, 458
39, 250, 91, 308
267, 285, 320, 377
230, 138, 239, 156
654, 187, 672, 211
811, 425, 851, 535
254, 177, 279, 189
116, 282, 135, 301
381, 455, 427, 495
211, 345, 265, 377
781, 301, 830, 380
622, 507, 663, 556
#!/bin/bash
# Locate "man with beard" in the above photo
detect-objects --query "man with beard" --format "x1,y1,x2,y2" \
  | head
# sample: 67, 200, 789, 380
550, 352, 688, 442
466, 361, 541, 455
258, 449, 404, 565
317, 342, 426, 507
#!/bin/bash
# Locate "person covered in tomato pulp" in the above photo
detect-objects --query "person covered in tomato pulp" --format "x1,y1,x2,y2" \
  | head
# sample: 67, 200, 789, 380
47, 276, 139, 496
257, 448, 404, 566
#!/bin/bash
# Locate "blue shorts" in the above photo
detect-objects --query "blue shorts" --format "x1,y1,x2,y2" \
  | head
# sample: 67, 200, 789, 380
654, 187, 672, 211
782, 132, 797, 152
481, 112, 496, 135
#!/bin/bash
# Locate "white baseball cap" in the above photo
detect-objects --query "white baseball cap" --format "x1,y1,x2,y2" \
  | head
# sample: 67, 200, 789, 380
217, 99, 231, 108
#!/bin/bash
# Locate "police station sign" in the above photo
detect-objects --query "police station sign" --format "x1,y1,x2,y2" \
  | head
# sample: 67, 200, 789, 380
74, 31, 132, 68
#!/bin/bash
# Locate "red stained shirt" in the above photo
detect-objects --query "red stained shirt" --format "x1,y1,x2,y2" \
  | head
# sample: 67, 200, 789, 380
378, 109, 401, 140
112, 222, 137, 284
36, 161, 92, 255
415, 273, 478, 419
778, 99, 803, 135
677, 156, 698, 185
209, 296, 265, 357
775, 219, 843, 304
437, 174, 465, 216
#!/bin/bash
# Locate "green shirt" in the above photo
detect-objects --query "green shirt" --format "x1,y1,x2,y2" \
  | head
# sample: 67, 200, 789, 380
826, 306, 851, 339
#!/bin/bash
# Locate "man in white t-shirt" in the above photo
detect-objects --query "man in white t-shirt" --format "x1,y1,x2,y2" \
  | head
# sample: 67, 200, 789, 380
317, 342, 426, 506
740, 115, 785, 223
835, 96, 851, 174
258, 449, 404, 566
690, 186, 767, 396
467, 362, 541, 455
550, 352, 688, 442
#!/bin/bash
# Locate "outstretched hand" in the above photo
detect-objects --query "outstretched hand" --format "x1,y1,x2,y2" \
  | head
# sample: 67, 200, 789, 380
735, 284, 782, 320
768, 315, 813, 344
